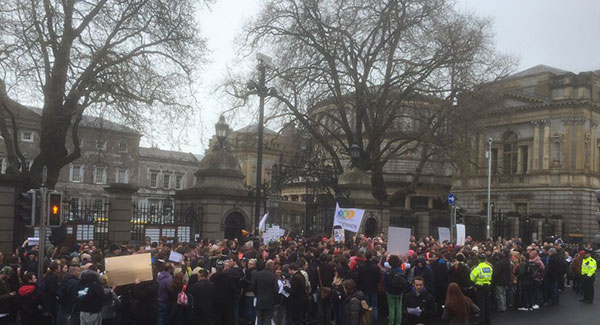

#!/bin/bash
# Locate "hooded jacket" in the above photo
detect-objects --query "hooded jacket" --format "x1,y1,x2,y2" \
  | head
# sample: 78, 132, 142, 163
77, 271, 106, 314
157, 271, 173, 303
17, 284, 42, 320
343, 290, 366, 325
403, 286, 435, 325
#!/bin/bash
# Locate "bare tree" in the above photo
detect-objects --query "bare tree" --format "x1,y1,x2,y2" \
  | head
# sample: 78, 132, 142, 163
230, 0, 515, 205
0, 0, 208, 188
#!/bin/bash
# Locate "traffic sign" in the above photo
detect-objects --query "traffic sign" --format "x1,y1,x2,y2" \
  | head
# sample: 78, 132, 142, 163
448, 193, 455, 205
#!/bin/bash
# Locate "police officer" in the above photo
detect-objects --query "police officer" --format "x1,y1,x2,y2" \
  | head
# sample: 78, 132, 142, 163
580, 248, 597, 304
470, 253, 493, 325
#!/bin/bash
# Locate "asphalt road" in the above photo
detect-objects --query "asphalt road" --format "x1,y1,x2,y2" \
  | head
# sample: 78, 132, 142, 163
494, 279, 600, 325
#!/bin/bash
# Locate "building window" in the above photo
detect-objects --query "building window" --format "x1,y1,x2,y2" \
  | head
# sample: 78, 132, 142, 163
520, 146, 529, 173
118, 142, 128, 153
491, 148, 498, 175
175, 175, 183, 189
70, 164, 83, 183
21, 131, 34, 142
93, 166, 107, 184
163, 174, 171, 189
514, 202, 528, 215
116, 167, 128, 184
0, 157, 6, 174
96, 140, 107, 151
502, 131, 518, 175
150, 171, 159, 188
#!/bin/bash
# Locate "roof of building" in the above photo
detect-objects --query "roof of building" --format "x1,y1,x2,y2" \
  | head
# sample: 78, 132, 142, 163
22, 105, 139, 134
234, 124, 278, 135
139, 147, 200, 163
507, 64, 569, 79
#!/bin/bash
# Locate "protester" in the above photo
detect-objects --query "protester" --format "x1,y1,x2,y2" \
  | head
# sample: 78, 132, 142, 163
403, 276, 435, 325
252, 260, 279, 325
442, 282, 480, 325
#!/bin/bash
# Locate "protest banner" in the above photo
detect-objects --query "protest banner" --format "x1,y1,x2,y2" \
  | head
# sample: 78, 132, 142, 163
263, 225, 286, 243
438, 227, 451, 243
387, 227, 411, 256
27, 237, 39, 246
332, 203, 365, 233
456, 224, 466, 246
105, 253, 153, 287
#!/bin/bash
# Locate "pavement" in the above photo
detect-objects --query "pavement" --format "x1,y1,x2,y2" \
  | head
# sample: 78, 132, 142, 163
493, 279, 600, 325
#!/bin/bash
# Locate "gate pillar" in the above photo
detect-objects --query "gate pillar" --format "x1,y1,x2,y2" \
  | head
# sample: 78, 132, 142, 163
104, 184, 138, 245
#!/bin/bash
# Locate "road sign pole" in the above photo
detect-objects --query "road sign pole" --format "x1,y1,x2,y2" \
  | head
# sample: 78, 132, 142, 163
37, 186, 47, 280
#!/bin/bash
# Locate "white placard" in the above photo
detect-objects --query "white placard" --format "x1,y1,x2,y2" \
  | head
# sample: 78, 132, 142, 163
169, 251, 183, 263
387, 227, 411, 256
27, 237, 39, 246
263, 225, 286, 243
333, 228, 344, 242
456, 224, 466, 246
332, 203, 365, 233
438, 227, 450, 243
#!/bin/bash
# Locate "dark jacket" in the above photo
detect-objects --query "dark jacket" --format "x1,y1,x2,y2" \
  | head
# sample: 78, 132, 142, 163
210, 270, 238, 303
188, 279, 214, 324
403, 287, 436, 325
318, 262, 335, 287
0, 277, 13, 314
57, 273, 80, 312
448, 262, 472, 290
357, 259, 381, 294
343, 290, 365, 325
17, 284, 42, 325
547, 254, 564, 283
492, 258, 511, 287
40, 272, 60, 315
284, 271, 307, 320
384, 267, 407, 295
156, 271, 173, 303
131, 280, 158, 325
252, 268, 279, 310
412, 260, 435, 295
432, 258, 449, 290
77, 271, 107, 314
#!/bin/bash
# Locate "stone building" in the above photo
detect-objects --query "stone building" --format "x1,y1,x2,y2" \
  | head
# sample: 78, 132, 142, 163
452, 65, 600, 242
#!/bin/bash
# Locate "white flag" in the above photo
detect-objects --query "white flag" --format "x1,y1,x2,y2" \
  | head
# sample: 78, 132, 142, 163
333, 203, 365, 233
259, 212, 269, 232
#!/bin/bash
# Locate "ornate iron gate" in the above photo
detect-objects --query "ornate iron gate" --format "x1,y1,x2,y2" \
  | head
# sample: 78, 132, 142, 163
131, 202, 201, 244
64, 198, 110, 248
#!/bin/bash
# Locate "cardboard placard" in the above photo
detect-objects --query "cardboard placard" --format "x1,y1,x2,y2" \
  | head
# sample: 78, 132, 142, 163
387, 227, 411, 256
333, 228, 344, 243
105, 253, 153, 287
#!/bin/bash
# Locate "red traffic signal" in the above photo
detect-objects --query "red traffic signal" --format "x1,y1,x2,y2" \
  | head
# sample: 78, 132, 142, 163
47, 192, 62, 227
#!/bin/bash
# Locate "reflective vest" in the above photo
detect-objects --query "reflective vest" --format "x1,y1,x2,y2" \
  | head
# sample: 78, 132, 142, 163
470, 262, 493, 286
581, 256, 597, 277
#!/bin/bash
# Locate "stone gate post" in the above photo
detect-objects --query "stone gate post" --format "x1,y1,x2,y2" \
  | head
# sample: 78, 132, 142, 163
104, 184, 138, 245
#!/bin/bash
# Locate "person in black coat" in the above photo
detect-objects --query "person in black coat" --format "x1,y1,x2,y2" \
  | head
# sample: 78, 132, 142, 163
448, 253, 474, 301
252, 260, 279, 325
284, 263, 308, 325
57, 265, 81, 325
403, 276, 436, 325
17, 273, 43, 325
546, 248, 563, 305
357, 250, 381, 324
188, 269, 214, 325
492, 252, 511, 312
40, 262, 61, 325
430, 252, 449, 316
210, 260, 238, 325
131, 278, 158, 325
77, 270, 111, 325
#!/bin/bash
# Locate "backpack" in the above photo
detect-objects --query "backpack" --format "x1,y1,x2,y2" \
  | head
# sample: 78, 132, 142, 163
359, 298, 374, 325
526, 261, 539, 280
177, 285, 188, 306
389, 269, 407, 292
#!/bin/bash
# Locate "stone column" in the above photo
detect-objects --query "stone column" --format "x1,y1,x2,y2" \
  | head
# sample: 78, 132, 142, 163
543, 121, 551, 169
517, 147, 523, 174
532, 121, 540, 170
104, 184, 138, 245
591, 122, 598, 172
0, 176, 19, 253
427, 197, 434, 209
405, 196, 411, 209
562, 120, 572, 170
575, 119, 586, 170
416, 211, 430, 238
479, 136, 486, 172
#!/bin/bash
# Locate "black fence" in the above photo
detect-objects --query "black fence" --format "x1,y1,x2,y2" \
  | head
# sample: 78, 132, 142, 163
130, 203, 202, 244
64, 199, 110, 248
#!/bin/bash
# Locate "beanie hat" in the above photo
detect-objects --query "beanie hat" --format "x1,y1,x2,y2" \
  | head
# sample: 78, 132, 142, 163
0, 266, 13, 274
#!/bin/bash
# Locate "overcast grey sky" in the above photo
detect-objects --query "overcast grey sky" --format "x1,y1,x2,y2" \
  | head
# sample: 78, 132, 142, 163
177, 0, 600, 154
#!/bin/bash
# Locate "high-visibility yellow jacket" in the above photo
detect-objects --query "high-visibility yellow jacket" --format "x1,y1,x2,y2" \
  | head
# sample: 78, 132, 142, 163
470, 261, 493, 286
581, 256, 597, 277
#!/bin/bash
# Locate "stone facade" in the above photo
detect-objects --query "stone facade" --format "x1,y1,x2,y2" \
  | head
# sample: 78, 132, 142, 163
452, 65, 600, 242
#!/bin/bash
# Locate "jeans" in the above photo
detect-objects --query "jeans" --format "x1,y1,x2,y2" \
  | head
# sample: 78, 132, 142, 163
156, 302, 170, 325
232, 294, 241, 324
521, 284, 534, 308
333, 298, 344, 325
245, 296, 256, 324
495, 286, 507, 311
365, 292, 378, 325
386, 293, 402, 325
256, 309, 274, 325
550, 280, 559, 305
319, 296, 332, 324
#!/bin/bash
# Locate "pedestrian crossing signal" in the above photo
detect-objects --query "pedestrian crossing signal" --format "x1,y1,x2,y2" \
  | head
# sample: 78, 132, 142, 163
47, 192, 62, 227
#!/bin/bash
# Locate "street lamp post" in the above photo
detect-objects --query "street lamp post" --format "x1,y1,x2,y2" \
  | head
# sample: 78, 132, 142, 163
486, 137, 493, 239
247, 54, 276, 235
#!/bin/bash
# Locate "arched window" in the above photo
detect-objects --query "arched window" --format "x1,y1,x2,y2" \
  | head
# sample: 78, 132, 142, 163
502, 131, 518, 175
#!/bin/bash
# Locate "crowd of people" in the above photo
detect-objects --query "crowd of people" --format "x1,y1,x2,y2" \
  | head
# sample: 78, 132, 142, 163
0, 232, 597, 325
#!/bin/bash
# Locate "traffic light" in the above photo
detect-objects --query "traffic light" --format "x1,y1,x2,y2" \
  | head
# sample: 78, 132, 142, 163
47, 192, 62, 227
16, 190, 36, 227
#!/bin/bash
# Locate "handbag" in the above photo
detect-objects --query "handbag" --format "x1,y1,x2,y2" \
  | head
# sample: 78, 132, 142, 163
317, 266, 332, 299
